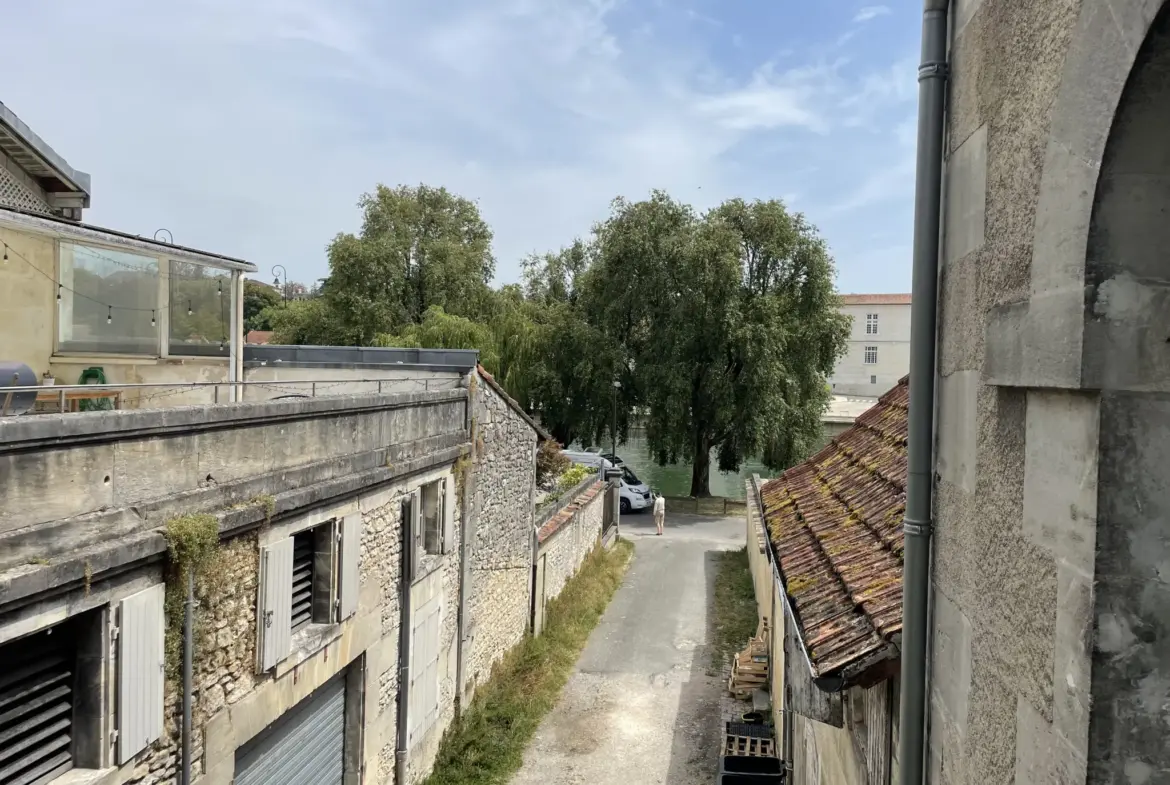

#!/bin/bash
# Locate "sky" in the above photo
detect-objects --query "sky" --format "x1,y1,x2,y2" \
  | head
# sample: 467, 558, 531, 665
1, 1, 920, 293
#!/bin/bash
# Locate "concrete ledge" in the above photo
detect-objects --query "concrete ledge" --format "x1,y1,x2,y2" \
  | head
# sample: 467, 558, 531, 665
0, 388, 466, 452
984, 294, 1084, 389
0, 440, 469, 612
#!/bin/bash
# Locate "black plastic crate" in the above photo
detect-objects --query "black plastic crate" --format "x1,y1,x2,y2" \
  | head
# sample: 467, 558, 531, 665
722, 756, 783, 775
718, 774, 784, 784
726, 722, 772, 738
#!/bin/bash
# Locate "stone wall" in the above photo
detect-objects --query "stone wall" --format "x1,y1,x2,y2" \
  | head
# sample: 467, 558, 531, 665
536, 481, 605, 611
124, 533, 260, 784
932, 2, 1170, 784
466, 372, 538, 690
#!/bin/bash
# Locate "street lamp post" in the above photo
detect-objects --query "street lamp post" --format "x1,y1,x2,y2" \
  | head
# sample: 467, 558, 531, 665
272, 265, 287, 300
611, 380, 620, 464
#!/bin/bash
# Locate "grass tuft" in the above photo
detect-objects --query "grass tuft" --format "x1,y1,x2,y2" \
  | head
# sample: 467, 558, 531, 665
710, 547, 759, 675
422, 538, 634, 785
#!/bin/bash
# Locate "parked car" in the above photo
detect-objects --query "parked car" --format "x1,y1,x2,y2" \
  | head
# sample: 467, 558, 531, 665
560, 450, 655, 514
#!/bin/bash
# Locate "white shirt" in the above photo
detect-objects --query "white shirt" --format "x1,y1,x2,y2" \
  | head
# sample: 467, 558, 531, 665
653, 495, 665, 517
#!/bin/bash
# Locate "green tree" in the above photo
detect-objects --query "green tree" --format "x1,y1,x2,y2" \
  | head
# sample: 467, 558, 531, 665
243, 279, 282, 332
585, 192, 848, 496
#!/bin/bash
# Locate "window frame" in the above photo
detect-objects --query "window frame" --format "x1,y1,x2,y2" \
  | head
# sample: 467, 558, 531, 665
864, 345, 878, 365
53, 237, 240, 360
865, 313, 879, 335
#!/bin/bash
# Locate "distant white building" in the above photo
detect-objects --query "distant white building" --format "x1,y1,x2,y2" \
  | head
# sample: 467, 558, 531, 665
829, 293, 911, 396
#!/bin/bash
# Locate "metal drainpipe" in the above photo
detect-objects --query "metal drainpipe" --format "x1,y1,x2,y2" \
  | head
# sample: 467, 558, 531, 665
396, 505, 414, 785
898, 2, 948, 784
181, 568, 195, 785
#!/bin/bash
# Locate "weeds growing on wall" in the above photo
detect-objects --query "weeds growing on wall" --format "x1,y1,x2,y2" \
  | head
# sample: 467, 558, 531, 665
421, 538, 634, 785
162, 514, 220, 683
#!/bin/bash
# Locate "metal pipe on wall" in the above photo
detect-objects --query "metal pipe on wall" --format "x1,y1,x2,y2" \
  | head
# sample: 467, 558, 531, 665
396, 498, 414, 785
181, 568, 195, 785
898, 2, 949, 784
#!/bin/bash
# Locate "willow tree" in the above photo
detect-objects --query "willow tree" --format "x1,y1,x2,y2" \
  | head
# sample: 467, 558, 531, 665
585, 192, 848, 496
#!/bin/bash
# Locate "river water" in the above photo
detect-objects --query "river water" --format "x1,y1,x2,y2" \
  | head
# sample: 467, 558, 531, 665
577, 425, 842, 500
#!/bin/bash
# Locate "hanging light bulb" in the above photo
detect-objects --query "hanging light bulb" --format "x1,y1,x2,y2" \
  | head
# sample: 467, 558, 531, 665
217, 280, 223, 296
218, 337, 226, 351
151, 310, 156, 327
2, 244, 7, 263
57, 284, 62, 303
187, 300, 193, 316
107, 306, 112, 325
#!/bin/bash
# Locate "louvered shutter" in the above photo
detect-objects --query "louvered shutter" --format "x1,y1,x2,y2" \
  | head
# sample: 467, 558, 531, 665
0, 625, 75, 783
118, 583, 165, 763
440, 478, 454, 554
258, 538, 294, 671
338, 513, 362, 621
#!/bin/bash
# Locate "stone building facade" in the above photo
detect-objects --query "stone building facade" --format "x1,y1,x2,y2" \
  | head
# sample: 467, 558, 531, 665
0, 365, 557, 785
928, 1, 1170, 783
461, 367, 543, 698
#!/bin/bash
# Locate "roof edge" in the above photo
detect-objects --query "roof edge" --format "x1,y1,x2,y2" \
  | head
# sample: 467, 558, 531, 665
476, 364, 552, 441
0, 101, 91, 198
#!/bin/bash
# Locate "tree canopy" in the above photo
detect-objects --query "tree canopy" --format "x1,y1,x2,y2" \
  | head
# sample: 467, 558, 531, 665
259, 183, 849, 495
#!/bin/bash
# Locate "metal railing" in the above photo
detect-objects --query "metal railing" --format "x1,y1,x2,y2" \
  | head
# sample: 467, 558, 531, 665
0, 376, 463, 416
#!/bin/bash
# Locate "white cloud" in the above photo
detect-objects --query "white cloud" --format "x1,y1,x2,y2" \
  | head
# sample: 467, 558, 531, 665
853, 6, 892, 23
0, 0, 918, 292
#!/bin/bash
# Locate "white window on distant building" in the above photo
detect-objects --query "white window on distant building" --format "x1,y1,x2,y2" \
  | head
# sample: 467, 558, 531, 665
864, 346, 878, 365
865, 313, 879, 335
871, 375, 878, 385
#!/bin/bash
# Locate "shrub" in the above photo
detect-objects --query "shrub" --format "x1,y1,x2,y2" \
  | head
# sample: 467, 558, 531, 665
536, 439, 571, 486
556, 463, 593, 492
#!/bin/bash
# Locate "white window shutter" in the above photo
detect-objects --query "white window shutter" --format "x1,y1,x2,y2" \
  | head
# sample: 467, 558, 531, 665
117, 583, 165, 763
258, 537, 294, 671
338, 512, 362, 620
440, 477, 453, 554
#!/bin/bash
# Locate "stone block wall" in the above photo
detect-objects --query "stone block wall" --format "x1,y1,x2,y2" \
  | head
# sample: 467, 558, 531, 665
536, 481, 605, 610
932, 1, 1170, 784
466, 372, 538, 689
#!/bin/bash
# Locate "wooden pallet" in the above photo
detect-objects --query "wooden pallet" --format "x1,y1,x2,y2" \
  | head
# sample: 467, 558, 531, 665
727, 623, 771, 699
724, 733, 776, 758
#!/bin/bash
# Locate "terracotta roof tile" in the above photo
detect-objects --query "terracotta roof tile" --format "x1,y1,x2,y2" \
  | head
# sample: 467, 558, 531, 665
838, 293, 912, 305
760, 376, 908, 678
537, 481, 604, 542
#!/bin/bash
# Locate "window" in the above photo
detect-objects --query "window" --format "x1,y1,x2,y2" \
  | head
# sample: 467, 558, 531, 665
865, 313, 879, 335
57, 242, 159, 354
0, 595, 161, 782
258, 515, 362, 671
421, 481, 442, 555
290, 524, 335, 634
864, 346, 878, 365
168, 261, 232, 356
871, 375, 878, 385
415, 479, 451, 559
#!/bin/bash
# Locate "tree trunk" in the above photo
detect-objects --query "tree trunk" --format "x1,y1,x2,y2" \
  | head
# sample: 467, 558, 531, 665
690, 434, 712, 497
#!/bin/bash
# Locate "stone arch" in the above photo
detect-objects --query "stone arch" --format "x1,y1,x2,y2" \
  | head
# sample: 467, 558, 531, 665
1086, 3, 1170, 780
983, 0, 1167, 389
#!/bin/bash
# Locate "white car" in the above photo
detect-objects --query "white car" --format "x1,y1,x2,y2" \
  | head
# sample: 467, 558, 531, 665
560, 450, 655, 514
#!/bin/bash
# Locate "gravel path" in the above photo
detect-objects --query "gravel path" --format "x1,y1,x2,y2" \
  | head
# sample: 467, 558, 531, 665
509, 511, 744, 785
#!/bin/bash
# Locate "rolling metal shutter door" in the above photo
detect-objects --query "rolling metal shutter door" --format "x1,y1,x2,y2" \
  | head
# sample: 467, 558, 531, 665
234, 673, 345, 785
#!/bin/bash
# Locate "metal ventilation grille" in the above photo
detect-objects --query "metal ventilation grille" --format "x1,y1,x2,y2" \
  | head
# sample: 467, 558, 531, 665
291, 530, 315, 633
0, 628, 74, 785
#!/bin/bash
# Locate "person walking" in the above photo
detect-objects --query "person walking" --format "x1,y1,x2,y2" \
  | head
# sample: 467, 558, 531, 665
653, 493, 665, 535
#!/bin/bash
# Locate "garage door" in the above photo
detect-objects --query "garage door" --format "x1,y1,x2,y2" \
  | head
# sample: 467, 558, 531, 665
234, 673, 345, 785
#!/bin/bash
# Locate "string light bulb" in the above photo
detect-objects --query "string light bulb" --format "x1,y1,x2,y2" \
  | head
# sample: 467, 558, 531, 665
217, 280, 222, 296
57, 285, 62, 302
151, 310, 156, 327
107, 306, 112, 325
2, 244, 7, 263
187, 301, 193, 316
218, 337, 226, 351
